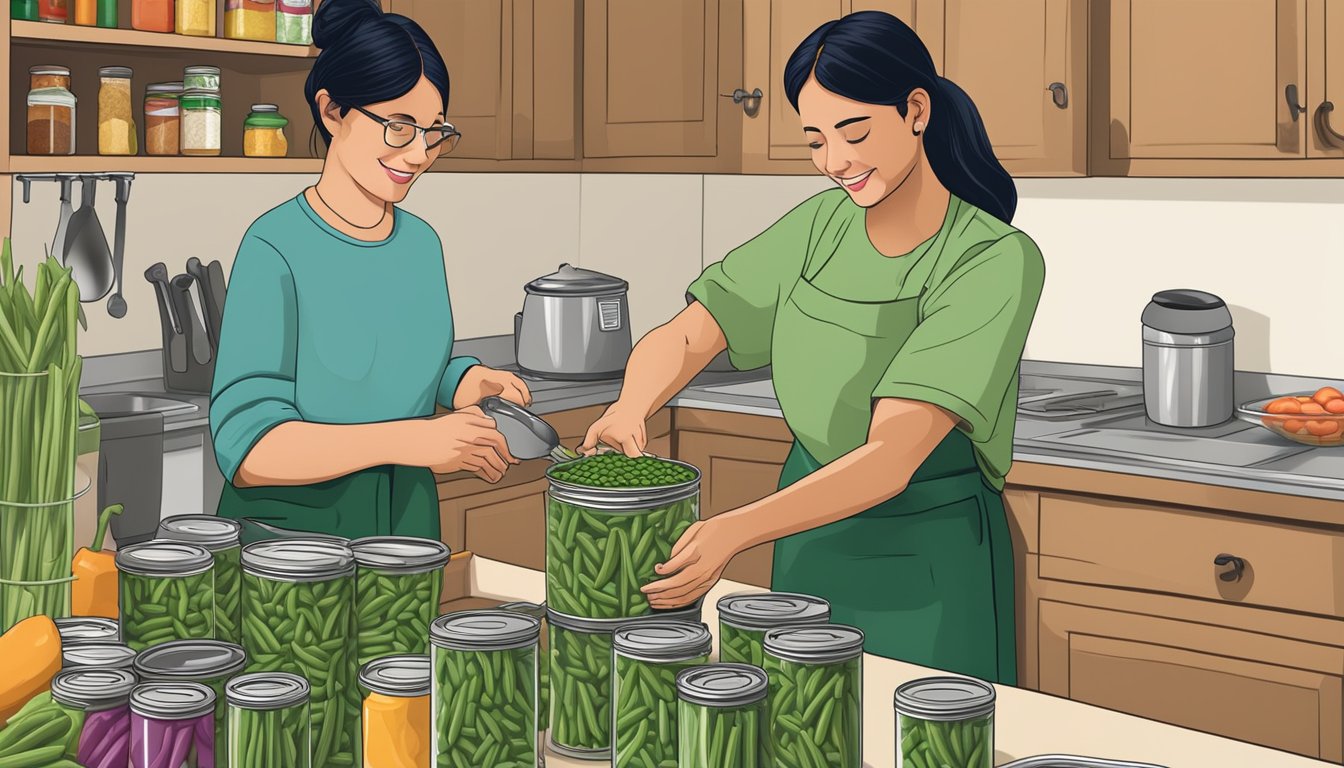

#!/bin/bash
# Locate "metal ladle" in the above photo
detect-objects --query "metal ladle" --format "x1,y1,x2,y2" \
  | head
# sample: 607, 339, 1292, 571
480, 396, 575, 462
63, 176, 114, 302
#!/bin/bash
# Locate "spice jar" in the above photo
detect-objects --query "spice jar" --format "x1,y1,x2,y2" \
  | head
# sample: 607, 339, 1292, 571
130, 682, 216, 768
144, 82, 182, 157
611, 621, 712, 768
63, 642, 138, 671
226, 673, 311, 768
360, 655, 431, 768
29, 65, 71, 91
131, 0, 170, 31
114, 542, 216, 651
275, 0, 310, 44
430, 611, 540, 768
895, 676, 996, 768
176, 0, 215, 36
38, 0, 66, 22
180, 89, 222, 157
75, 0, 115, 26
764, 625, 865, 768
225, 0, 276, 41
675, 664, 768, 768
98, 66, 137, 156
350, 536, 449, 667
158, 515, 242, 644
243, 104, 289, 157
134, 640, 248, 767
52, 668, 136, 768
54, 616, 118, 645
183, 65, 221, 92
717, 592, 830, 667
13, 1, 38, 21
27, 87, 77, 156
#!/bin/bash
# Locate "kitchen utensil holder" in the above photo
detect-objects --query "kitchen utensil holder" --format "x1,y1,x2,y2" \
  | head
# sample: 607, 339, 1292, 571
147, 262, 214, 395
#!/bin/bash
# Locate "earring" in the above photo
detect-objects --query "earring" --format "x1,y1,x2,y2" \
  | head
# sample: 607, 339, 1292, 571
913, 122, 925, 136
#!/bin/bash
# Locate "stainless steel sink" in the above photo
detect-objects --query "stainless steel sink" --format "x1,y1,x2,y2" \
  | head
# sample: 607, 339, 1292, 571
83, 393, 198, 419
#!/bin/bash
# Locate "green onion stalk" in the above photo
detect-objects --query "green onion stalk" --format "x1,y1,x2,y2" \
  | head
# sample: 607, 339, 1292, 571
0, 239, 82, 631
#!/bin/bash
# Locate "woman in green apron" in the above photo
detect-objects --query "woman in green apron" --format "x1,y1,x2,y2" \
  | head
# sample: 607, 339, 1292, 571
209, 0, 524, 544
582, 11, 1044, 684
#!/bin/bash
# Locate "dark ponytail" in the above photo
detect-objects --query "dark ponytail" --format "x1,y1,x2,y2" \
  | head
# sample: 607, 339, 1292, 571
782, 11, 1016, 224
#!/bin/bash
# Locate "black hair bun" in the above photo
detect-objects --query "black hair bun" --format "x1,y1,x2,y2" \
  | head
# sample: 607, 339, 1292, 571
312, 0, 384, 50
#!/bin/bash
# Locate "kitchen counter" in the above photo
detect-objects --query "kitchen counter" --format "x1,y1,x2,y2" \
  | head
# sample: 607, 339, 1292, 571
463, 556, 1331, 768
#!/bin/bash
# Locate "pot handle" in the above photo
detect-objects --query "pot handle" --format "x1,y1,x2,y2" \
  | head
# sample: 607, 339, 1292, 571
514, 312, 523, 360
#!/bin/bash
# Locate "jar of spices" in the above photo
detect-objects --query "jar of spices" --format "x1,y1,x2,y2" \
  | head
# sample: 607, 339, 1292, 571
144, 82, 182, 156
180, 89, 222, 157
225, 0, 275, 42
176, 0, 215, 37
763, 625, 865, 768
30, 65, 71, 91
131, 0, 171, 31
27, 87, 76, 156
52, 669, 136, 768
275, 0, 310, 45
242, 104, 290, 158
134, 640, 248, 767
130, 682, 216, 768
360, 655, 431, 767
183, 65, 221, 92
75, 0, 115, 26
894, 676, 996, 768
13, 1, 38, 21
98, 66, 137, 156
38, 0, 67, 22
225, 673, 311, 768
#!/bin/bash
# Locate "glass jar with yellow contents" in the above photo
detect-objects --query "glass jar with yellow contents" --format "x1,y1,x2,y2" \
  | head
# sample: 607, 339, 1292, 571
242, 104, 289, 158
359, 655, 431, 768
98, 66, 136, 156
225, 0, 275, 41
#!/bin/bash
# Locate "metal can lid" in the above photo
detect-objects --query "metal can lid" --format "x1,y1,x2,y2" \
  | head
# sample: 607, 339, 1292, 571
55, 617, 119, 644
146, 81, 183, 95
52, 668, 137, 710
250, 103, 279, 112
764, 625, 864, 665
63, 643, 137, 670
98, 66, 133, 78
547, 599, 702, 633
183, 65, 220, 75
131, 682, 216, 720
115, 541, 213, 577
496, 601, 547, 620
157, 515, 241, 551
359, 655, 430, 697
351, 536, 451, 573
716, 592, 830, 630
133, 640, 247, 681
613, 621, 711, 662
675, 664, 767, 708
430, 611, 540, 651
894, 676, 996, 721
242, 539, 355, 581
226, 673, 310, 710
30, 65, 70, 76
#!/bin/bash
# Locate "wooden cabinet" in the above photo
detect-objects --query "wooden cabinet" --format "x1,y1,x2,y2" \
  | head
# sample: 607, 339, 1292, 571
1308, 0, 1344, 157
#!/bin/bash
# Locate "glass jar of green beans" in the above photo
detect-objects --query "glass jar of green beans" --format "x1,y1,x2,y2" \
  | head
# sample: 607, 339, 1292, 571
51, 667, 136, 767
675, 664, 767, 768
350, 536, 450, 667
894, 676, 995, 768
612, 621, 712, 768
430, 611, 539, 768
115, 541, 215, 652
133, 640, 247, 766
241, 539, 359, 767
763, 624, 864, 767
62, 642, 136, 671
226, 672, 311, 768
158, 515, 243, 645
545, 456, 700, 619
716, 592, 829, 668
54, 616, 119, 645
497, 601, 548, 733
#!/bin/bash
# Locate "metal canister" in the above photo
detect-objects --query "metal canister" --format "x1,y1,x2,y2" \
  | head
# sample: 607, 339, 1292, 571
1141, 289, 1235, 427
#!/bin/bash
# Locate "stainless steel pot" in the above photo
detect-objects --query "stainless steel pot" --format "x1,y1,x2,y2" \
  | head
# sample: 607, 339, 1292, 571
1141, 289, 1235, 428
514, 263, 633, 380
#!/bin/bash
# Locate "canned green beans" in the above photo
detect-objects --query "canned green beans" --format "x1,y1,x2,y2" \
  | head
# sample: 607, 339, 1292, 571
241, 539, 359, 767
430, 611, 539, 768
675, 664, 767, 768
226, 672, 311, 768
54, 616, 119, 645
716, 592, 829, 668
134, 640, 248, 766
158, 515, 243, 646
894, 676, 995, 768
351, 536, 450, 668
763, 625, 864, 768
116, 542, 216, 652
62, 642, 136, 670
547, 612, 615, 759
549, 454, 698, 488
612, 621, 712, 768
497, 601, 548, 733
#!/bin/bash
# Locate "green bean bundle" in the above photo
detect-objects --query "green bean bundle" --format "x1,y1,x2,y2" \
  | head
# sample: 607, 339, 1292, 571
716, 593, 830, 667
894, 676, 996, 768
763, 626, 865, 768
351, 537, 449, 668
548, 620, 613, 754
157, 515, 243, 646
675, 665, 768, 768
612, 622, 712, 768
115, 542, 216, 652
226, 672, 312, 768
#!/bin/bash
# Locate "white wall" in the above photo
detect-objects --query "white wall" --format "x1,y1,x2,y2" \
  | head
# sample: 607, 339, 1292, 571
13, 173, 1344, 379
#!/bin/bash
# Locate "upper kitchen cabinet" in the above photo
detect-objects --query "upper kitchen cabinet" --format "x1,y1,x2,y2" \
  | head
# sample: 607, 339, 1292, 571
1308, 0, 1344, 158
582, 0, 743, 172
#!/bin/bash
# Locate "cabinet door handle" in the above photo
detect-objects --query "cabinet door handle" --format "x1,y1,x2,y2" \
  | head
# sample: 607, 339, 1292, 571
721, 88, 763, 118
1214, 553, 1246, 582
1315, 102, 1344, 148
1048, 82, 1069, 109
1286, 84, 1306, 121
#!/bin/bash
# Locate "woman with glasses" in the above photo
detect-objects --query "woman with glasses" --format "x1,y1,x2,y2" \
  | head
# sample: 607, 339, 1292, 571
210, 0, 526, 543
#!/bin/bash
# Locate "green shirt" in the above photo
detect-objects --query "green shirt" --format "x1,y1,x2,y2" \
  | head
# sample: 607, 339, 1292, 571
210, 194, 480, 484
687, 189, 1045, 489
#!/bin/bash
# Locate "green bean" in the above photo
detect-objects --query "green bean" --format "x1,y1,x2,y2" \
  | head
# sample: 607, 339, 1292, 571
613, 653, 706, 768
547, 623, 612, 753
764, 655, 860, 767
228, 697, 310, 767
119, 570, 214, 652
718, 623, 765, 668
212, 545, 242, 646
354, 568, 442, 668
550, 455, 696, 488
432, 646, 535, 768
898, 713, 993, 768
677, 700, 760, 768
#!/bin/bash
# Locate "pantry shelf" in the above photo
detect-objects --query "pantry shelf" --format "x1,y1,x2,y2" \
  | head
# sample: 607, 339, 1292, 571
9, 156, 323, 174
11, 20, 315, 58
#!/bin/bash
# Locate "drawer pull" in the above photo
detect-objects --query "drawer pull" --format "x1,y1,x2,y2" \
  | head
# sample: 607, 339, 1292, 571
1214, 553, 1246, 582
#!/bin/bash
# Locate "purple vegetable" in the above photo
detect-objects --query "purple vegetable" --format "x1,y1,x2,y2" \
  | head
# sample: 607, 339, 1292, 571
78, 707, 130, 767
193, 713, 215, 768
93, 729, 130, 768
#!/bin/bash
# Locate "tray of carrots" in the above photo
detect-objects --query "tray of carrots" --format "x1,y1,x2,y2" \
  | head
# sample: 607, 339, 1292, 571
1237, 386, 1344, 446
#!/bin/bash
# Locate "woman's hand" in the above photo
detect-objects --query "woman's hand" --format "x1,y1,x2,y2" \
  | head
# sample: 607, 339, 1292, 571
453, 366, 533, 409
417, 406, 519, 483
580, 402, 648, 458
641, 517, 746, 609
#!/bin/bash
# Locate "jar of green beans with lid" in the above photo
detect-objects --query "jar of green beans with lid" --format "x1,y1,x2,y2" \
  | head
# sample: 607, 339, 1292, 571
55, 616, 119, 645
62, 642, 136, 671
350, 536, 449, 667
497, 601, 548, 734
716, 592, 829, 668
763, 624, 864, 768
158, 515, 243, 645
51, 667, 136, 767
675, 664, 767, 768
895, 676, 995, 768
611, 621, 711, 768
134, 639, 247, 766
130, 681, 216, 767
115, 541, 215, 652
225, 672, 311, 768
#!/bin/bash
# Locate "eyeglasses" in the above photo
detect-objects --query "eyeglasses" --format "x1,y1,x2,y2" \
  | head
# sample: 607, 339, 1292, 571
350, 105, 461, 152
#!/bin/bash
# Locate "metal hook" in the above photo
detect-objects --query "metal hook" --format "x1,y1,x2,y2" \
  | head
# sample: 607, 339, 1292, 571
722, 88, 763, 118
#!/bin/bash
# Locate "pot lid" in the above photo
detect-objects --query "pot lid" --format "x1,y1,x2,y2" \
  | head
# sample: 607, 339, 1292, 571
524, 263, 627, 296
1141, 289, 1234, 335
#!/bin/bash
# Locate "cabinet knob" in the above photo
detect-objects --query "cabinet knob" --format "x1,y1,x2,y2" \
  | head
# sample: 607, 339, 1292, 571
1214, 553, 1246, 582
1048, 82, 1069, 109
1315, 102, 1344, 148
1286, 84, 1306, 121
722, 88, 763, 118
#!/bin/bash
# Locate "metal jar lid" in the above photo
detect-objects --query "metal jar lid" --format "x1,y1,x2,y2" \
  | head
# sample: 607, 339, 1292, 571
30, 65, 71, 76
52, 668, 137, 711
242, 539, 355, 582
250, 103, 279, 112
430, 611, 540, 652
146, 82, 183, 96
613, 621, 712, 663
55, 617, 119, 644
716, 592, 830, 631
131, 682, 216, 721
226, 673, 310, 711
359, 655, 431, 697
98, 66, 133, 79
545, 457, 701, 510
133, 640, 247, 681
115, 542, 213, 578
525, 263, 628, 297
497, 601, 547, 620
894, 676, 996, 721
547, 599, 703, 633
351, 537, 451, 574
675, 664, 767, 708
1141, 289, 1235, 336
184, 65, 220, 75
157, 515, 242, 551
764, 625, 864, 665
63, 643, 137, 670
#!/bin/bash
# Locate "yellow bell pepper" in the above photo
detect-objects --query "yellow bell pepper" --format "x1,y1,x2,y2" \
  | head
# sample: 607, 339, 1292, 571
71, 504, 122, 619
0, 615, 61, 721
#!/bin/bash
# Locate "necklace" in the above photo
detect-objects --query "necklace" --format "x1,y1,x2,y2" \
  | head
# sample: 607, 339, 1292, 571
312, 185, 388, 230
